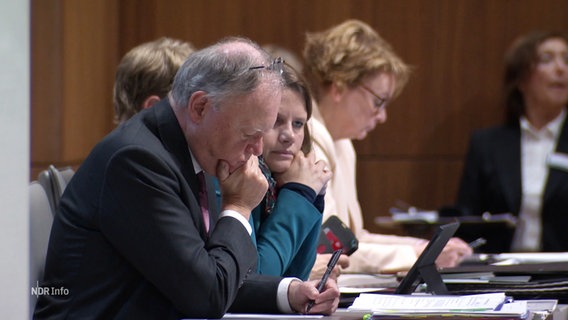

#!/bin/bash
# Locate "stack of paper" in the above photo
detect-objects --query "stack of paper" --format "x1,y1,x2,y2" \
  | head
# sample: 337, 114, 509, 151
338, 273, 399, 293
348, 292, 528, 319
491, 252, 568, 265
441, 272, 532, 284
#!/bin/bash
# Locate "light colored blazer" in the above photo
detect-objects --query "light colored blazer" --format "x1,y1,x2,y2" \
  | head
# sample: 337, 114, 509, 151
310, 113, 421, 274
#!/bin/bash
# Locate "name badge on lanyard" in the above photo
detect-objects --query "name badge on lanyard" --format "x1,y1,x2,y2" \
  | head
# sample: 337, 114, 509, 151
547, 152, 568, 172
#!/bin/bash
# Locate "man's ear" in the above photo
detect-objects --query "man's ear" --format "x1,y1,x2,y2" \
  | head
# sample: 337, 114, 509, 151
187, 91, 209, 122
142, 95, 161, 109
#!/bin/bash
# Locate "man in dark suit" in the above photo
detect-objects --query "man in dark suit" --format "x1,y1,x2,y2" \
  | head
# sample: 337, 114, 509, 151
34, 37, 339, 319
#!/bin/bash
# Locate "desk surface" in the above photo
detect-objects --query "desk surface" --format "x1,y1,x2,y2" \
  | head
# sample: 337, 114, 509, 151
324, 309, 365, 319
220, 310, 366, 320
220, 306, 568, 319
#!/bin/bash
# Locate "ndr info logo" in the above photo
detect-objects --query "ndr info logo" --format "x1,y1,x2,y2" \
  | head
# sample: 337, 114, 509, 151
31, 282, 69, 296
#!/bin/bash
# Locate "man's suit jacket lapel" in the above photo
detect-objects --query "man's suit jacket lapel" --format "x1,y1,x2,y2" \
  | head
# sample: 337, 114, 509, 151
494, 126, 523, 215
152, 99, 209, 237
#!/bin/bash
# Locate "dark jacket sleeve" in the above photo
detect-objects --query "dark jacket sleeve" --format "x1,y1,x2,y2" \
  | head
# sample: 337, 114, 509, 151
229, 274, 282, 313
281, 182, 324, 212
100, 147, 258, 318
456, 131, 486, 216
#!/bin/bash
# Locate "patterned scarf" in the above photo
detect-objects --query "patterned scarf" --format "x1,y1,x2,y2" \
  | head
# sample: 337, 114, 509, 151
258, 156, 277, 217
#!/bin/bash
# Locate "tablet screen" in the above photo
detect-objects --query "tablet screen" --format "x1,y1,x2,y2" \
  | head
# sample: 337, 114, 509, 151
395, 221, 460, 294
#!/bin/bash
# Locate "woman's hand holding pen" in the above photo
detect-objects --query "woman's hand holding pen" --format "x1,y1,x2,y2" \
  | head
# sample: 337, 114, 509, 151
287, 279, 339, 315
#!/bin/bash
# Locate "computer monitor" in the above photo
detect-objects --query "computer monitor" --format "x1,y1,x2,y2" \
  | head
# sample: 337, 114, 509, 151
395, 221, 460, 294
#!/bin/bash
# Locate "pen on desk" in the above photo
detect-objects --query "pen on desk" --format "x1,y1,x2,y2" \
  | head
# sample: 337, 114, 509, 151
306, 249, 342, 313
468, 237, 487, 249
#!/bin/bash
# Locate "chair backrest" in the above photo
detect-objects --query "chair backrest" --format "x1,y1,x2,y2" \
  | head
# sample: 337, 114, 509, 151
37, 165, 75, 214
29, 181, 54, 316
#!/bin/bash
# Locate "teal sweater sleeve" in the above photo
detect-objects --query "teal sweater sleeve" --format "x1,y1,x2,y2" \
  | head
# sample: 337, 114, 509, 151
251, 189, 322, 280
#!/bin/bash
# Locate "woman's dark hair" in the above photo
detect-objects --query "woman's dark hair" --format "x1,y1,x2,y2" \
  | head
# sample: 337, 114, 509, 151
503, 30, 568, 125
281, 62, 314, 153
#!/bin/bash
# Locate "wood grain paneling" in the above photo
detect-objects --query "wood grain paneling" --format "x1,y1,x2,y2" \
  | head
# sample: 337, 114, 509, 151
31, 0, 568, 228
357, 159, 465, 234
30, 0, 118, 178
118, 0, 157, 55
31, 0, 63, 165
61, 0, 118, 161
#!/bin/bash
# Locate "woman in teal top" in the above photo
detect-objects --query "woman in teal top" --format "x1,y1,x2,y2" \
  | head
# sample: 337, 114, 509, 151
250, 62, 332, 280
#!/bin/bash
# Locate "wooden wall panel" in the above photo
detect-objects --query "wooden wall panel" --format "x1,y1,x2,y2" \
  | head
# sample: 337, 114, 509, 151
357, 160, 465, 234
350, 0, 568, 232
30, 0, 118, 178
61, 0, 118, 162
356, 0, 568, 157
118, 0, 157, 55
31, 0, 568, 232
31, 0, 63, 166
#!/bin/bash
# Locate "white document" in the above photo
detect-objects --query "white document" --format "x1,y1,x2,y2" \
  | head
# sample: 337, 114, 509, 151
366, 301, 528, 318
337, 273, 398, 294
338, 273, 398, 288
348, 292, 507, 312
441, 272, 531, 284
340, 287, 389, 294
492, 252, 568, 264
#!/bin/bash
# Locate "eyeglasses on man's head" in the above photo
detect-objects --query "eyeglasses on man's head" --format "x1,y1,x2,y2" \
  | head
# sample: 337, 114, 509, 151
248, 57, 285, 75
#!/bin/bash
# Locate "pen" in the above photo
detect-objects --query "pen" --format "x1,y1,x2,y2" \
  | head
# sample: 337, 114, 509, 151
468, 237, 487, 249
306, 248, 343, 313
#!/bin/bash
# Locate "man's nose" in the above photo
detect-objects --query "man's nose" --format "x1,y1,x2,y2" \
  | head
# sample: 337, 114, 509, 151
247, 137, 264, 156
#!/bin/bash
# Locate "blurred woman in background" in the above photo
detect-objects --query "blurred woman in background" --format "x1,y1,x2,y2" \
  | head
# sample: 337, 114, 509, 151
457, 30, 568, 252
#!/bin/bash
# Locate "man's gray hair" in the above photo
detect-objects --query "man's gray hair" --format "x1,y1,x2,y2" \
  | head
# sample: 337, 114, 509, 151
171, 37, 282, 109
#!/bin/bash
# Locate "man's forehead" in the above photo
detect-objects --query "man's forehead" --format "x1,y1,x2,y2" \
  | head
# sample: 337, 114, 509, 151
213, 78, 280, 131
233, 109, 275, 133
224, 85, 280, 112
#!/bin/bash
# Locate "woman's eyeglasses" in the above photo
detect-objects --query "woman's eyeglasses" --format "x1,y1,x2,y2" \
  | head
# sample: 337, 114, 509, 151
360, 84, 387, 111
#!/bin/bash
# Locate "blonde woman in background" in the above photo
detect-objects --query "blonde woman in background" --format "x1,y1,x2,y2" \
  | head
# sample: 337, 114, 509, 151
303, 19, 472, 278
113, 37, 195, 123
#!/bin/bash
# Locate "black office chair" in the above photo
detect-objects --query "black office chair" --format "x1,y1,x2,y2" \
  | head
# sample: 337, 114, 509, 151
37, 165, 75, 214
